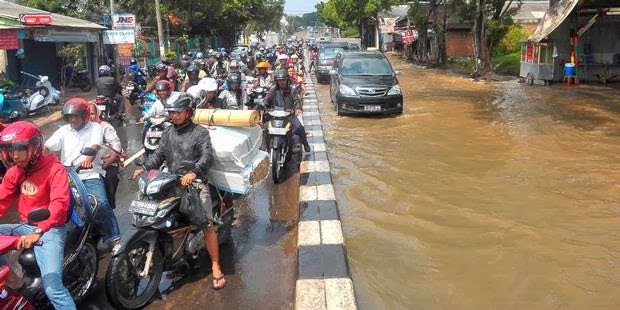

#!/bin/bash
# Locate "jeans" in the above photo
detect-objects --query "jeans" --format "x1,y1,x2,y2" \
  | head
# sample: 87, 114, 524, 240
104, 166, 119, 210
0, 224, 76, 310
83, 177, 121, 243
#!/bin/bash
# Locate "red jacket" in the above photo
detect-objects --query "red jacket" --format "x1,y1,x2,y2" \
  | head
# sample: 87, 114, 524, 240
0, 154, 70, 232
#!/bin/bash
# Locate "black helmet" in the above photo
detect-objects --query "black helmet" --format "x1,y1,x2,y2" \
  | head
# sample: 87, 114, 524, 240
227, 73, 241, 85
130, 58, 137, 65
155, 80, 172, 92
165, 92, 195, 112
187, 63, 199, 73
155, 63, 167, 71
274, 68, 288, 81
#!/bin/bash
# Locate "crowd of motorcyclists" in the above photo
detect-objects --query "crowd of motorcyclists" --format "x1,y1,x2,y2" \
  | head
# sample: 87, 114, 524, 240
0, 38, 313, 309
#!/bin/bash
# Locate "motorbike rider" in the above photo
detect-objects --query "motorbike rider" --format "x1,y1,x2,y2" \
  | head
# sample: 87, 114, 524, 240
214, 52, 229, 79
290, 54, 305, 75
88, 103, 124, 210
132, 93, 227, 290
240, 51, 255, 72
180, 63, 205, 92
0, 121, 76, 309
254, 61, 273, 88
218, 73, 247, 109
126, 58, 147, 87
276, 54, 289, 70
45, 98, 122, 249
264, 69, 311, 152
145, 63, 175, 93
197, 78, 221, 109
95, 65, 125, 118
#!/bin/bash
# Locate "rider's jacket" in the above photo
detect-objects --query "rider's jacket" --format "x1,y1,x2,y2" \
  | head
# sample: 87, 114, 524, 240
264, 84, 300, 112
95, 76, 121, 99
143, 121, 213, 181
0, 154, 70, 232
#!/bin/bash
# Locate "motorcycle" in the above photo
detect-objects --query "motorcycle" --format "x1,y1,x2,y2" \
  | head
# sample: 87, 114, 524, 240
105, 161, 234, 309
0, 87, 25, 121
245, 81, 268, 110
95, 95, 124, 126
143, 116, 170, 158
64, 68, 92, 92
20, 72, 60, 115
124, 72, 147, 106
0, 147, 101, 309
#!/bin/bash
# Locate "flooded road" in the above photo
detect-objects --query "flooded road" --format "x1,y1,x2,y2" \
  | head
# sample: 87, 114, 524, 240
315, 54, 620, 309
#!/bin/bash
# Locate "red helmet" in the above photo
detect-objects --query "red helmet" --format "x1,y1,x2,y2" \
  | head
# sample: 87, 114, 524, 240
0, 121, 44, 167
62, 97, 90, 121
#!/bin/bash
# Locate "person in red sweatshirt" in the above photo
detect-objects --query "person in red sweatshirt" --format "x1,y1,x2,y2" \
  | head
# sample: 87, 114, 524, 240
0, 122, 76, 309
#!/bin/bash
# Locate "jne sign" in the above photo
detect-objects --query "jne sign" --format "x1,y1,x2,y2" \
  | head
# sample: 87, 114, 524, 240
112, 14, 135, 29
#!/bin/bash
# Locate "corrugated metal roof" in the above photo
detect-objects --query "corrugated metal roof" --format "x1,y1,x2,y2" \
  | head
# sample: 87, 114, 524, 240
529, 0, 579, 42
0, 0, 105, 30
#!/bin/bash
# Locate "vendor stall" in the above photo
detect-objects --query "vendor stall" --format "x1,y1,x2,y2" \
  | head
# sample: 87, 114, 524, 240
520, 40, 555, 85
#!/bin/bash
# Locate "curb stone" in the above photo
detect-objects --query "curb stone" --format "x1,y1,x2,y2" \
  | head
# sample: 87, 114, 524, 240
294, 76, 357, 310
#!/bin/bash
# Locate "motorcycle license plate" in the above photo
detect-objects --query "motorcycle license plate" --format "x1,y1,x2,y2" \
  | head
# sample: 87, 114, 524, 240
146, 131, 163, 138
268, 127, 288, 135
127, 86, 135, 91
363, 105, 381, 112
97, 104, 106, 111
129, 200, 158, 216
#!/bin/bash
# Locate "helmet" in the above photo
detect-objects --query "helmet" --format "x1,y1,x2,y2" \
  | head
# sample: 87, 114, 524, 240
130, 58, 137, 65
291, 54, 298, 60
165, 92, 195, 112
196, 52, 204, 59
187, 63, 199, 73
187, 85, 207, 107
155, 80, 173, 98
229, 60, 239, 69
277, 54, 289, 61
0, 121, 44, 168
198, 78, 218, 92
274, 68, 288, 81
256, 62, 269, 70
255, 52, 263, 59
98, 65, 111, 76
62, 97, 89, 121
155, 63, 167, 72
227, 73, 241, 86
240, 52, 247, 58
266, 53, 274, 60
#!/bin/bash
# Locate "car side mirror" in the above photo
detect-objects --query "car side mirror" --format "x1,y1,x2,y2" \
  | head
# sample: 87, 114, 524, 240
81, 147, 97, 157
329, 69, 337, 75
27, 208, 50, 225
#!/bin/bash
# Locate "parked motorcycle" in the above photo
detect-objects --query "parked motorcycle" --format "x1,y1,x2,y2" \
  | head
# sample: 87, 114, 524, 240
0, 147, 100, 309
105, 161, 234, 309
20, 72, 60, 114
0, 87, 25, 121
64, 68, 92, 92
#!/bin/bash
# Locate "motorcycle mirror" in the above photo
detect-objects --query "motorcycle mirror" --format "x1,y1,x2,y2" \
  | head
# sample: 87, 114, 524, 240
81, 147, 97, 157
27, 208, 50, 225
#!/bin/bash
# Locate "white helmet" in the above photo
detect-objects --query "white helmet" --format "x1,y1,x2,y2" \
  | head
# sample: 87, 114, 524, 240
277, 54, 289, 61
187, 85, 207, 107
196, 52, 204, 59
198, 78, 218, 92
291, 54, 299, 59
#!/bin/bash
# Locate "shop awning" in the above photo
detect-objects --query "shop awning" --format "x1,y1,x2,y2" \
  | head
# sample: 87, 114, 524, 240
528, 0, 580, 42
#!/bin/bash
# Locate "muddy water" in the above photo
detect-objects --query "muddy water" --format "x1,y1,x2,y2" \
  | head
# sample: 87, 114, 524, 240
316, 55, 620, 309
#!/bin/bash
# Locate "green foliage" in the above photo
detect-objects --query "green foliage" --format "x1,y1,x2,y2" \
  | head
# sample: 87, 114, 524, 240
494, 24, 527, 55
164, 49, 177, 61
447, 56, 476, 72
492, 51, 520, 75
316, 0, 399, 29
342, 26, 360, 38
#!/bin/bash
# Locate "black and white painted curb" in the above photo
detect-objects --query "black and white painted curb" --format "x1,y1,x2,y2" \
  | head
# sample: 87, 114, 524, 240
294, 76, 357, 310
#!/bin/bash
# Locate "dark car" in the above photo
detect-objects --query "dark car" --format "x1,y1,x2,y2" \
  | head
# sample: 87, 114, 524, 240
315, 42, 349, 84
329, 51, 403, 115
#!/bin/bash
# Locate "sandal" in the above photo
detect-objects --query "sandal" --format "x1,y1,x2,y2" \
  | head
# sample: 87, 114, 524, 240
212, 275, 226, 290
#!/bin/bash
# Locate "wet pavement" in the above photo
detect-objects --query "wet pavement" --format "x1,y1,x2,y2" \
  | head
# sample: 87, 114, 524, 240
314, 54, 620, 309
27, 109, 301, 309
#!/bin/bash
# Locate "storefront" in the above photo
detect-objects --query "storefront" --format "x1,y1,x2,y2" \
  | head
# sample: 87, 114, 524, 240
0, 1, 104, 87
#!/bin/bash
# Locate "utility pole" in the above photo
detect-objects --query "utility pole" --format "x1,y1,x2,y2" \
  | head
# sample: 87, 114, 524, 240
154, 0, 166, 60
110, 0, 120, 81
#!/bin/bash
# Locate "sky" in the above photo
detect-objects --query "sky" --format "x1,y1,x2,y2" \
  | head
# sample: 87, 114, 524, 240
284, 0, 321, 15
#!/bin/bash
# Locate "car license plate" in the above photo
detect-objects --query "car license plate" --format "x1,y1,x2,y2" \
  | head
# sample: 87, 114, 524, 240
97, 104, 106, 111
363, 105, 381, 112
146, 131, 163, 138
269, 127, 288, 135
129, 200, 158, 216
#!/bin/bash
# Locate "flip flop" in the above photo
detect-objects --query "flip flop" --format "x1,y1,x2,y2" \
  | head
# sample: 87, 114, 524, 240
212, 275, 226, 290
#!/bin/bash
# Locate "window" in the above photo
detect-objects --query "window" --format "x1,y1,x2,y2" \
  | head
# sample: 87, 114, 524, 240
320, 47, 345, 59
340, 57, 393, 76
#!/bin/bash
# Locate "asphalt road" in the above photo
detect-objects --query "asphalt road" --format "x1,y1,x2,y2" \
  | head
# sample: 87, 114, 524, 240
25, 110, 301, 309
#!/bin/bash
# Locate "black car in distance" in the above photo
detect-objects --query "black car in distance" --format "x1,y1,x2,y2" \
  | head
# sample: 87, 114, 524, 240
315, 42, 349, 84
329, 51, 403, 115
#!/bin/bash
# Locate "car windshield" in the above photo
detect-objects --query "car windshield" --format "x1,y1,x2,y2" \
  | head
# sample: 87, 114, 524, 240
340, 57, 393, 76
320, 47, 344, 59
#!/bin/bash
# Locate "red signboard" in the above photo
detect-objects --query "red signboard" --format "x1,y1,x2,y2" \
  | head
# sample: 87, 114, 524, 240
0, 30, 19, 50
20, 14, 53, 26
402, 30, 418, 44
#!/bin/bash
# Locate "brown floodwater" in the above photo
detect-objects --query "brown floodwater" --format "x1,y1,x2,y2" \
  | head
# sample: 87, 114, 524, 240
314, 55, 620, 309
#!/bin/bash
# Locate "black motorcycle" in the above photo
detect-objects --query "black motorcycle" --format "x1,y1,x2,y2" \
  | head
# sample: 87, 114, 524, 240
245, 85, 268, 110
13, 147, 100, 308
105, 161, 234, 309
95, 95, 124, 126
125, 72, 147, 106
64, 69, 92, 92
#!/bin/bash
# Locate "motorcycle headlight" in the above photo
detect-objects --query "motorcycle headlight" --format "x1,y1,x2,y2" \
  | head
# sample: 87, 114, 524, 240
387, 85, 401, 95
146, 180, 165, 195
339, 85, 357, 97
272, 119, 284, 127
138, 177, 146, 193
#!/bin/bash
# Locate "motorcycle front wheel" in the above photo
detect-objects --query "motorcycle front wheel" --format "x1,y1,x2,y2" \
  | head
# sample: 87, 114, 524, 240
63, 241, 98, 304
271, 147, 283, 184
106, 241, 163, 310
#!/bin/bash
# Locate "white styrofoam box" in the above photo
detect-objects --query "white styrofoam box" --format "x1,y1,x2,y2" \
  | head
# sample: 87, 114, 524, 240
208, 150, 269, 195
205, 125, 263, 172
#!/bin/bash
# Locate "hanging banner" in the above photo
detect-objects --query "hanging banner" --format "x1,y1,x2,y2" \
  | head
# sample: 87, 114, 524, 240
103, 29, 135, 44
112, 14, 136, 29
0, 29, 18, 49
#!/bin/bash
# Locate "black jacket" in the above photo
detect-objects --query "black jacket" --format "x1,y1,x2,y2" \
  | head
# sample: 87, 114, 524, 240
144, 121, 213, 180
95, 76, 121, 99
264, 84, 300, 112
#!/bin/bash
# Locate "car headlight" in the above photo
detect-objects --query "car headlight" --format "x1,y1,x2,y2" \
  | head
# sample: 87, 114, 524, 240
387, 85, 401, 95
339, 85, 357, 97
